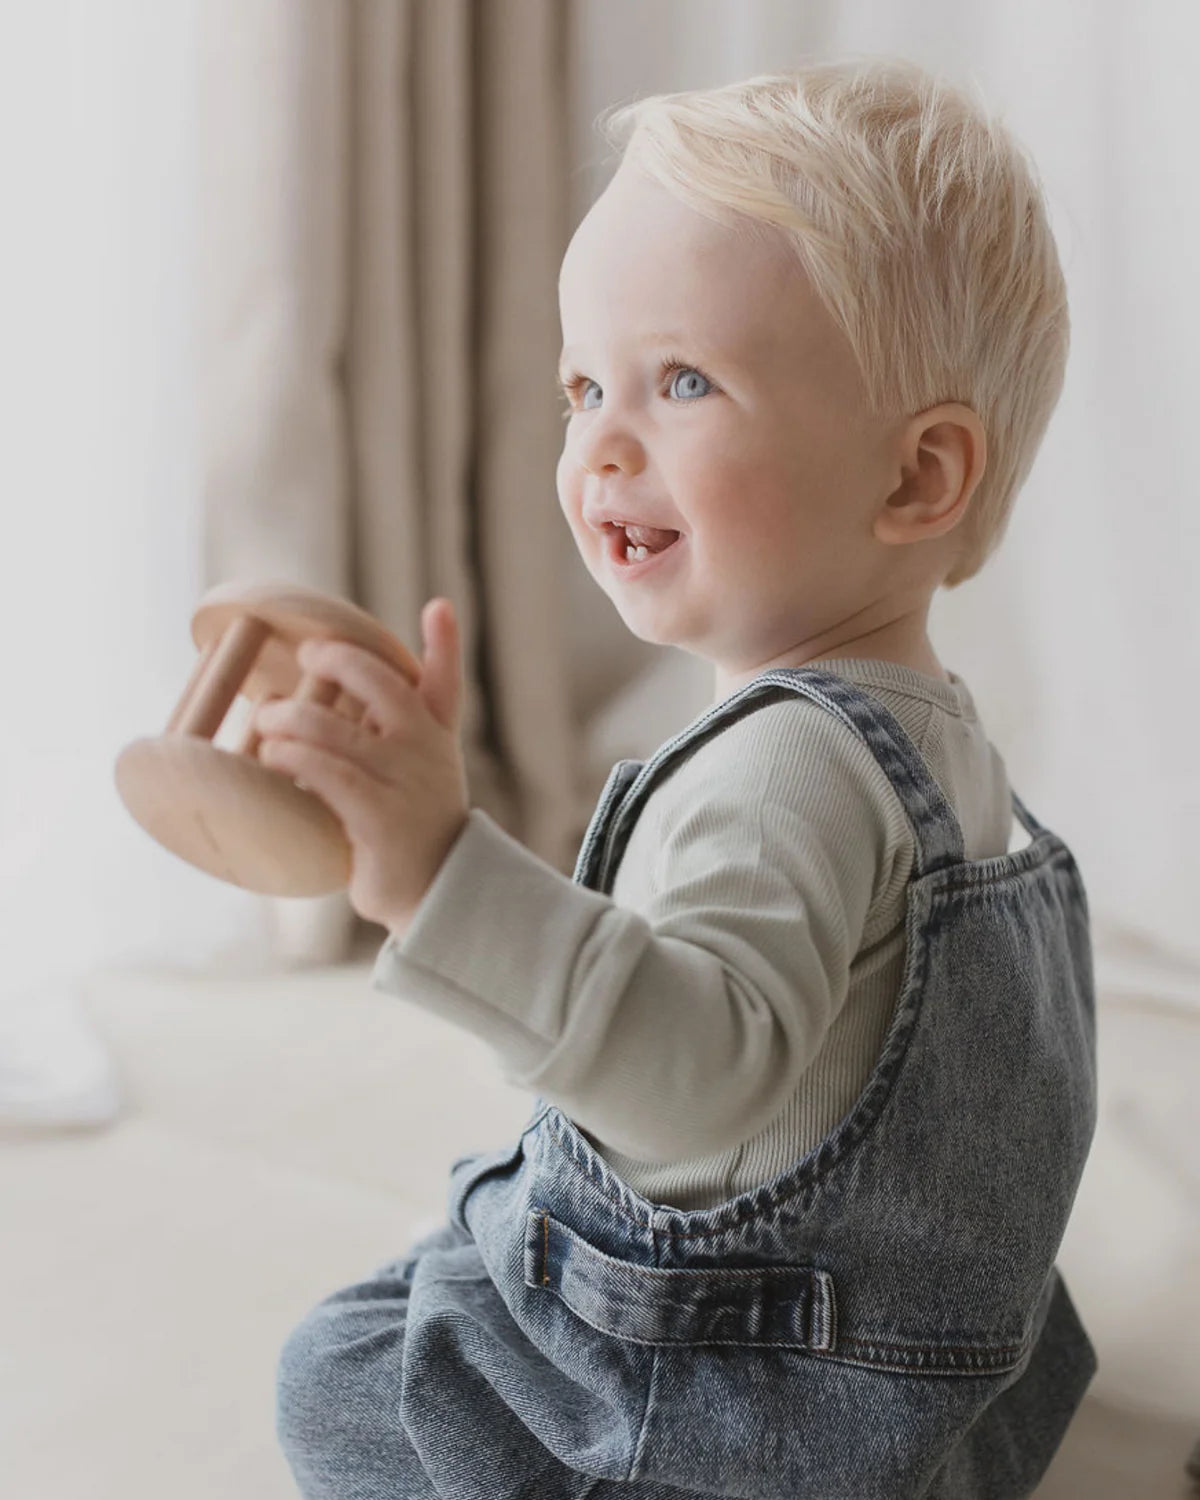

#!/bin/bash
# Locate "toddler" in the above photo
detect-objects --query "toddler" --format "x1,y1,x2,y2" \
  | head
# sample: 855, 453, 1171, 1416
259, 57, 1097, 1500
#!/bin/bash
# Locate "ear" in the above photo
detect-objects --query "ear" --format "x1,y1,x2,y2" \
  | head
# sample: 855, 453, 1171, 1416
874, 402, 987, 548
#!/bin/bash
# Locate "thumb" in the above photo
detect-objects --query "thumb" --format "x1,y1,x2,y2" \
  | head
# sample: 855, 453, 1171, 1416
418, 597, 462, 732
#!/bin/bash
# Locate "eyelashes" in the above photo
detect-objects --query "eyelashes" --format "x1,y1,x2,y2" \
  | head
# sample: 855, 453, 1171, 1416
558, 355, 717, 418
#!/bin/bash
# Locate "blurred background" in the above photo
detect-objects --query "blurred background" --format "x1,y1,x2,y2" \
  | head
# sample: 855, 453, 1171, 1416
1, 2, 1197, 1496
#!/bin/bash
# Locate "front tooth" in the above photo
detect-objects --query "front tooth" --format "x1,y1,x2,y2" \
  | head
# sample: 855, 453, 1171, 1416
625, 544, 649, 561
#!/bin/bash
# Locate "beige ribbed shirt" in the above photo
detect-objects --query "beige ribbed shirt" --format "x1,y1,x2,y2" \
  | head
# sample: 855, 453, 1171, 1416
371, 657, 1014, 1211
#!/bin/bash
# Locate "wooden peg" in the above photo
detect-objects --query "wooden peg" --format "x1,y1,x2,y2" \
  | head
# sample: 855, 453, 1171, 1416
173, 614, 271, 740
166, 638, 218, 732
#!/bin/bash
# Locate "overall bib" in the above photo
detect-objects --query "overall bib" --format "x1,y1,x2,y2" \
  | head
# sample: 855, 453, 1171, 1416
278, 667, 1099, 1500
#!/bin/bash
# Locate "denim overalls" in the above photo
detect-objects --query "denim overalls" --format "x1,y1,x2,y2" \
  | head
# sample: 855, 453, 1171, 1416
277, 667, 1098, 1500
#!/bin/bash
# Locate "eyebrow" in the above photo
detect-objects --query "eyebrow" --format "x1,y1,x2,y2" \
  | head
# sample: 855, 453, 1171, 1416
557, 332, 711, 385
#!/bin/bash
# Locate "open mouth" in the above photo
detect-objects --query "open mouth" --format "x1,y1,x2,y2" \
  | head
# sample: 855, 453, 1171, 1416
606, 522, 682, 568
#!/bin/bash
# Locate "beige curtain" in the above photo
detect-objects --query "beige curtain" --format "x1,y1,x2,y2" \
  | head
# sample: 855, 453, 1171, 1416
198, 0, 581, 956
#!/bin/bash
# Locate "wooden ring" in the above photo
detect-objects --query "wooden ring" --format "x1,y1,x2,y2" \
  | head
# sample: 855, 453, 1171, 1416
114, 581, 421, 896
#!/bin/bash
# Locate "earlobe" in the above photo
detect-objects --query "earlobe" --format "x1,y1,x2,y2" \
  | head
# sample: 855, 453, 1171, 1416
875, 402, 986, 546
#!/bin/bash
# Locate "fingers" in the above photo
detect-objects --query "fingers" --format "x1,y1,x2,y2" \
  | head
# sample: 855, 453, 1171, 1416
256, 734, 382, 835
254, 697, 394, 781
418, 598, 462, 733
291, 638, 417, 738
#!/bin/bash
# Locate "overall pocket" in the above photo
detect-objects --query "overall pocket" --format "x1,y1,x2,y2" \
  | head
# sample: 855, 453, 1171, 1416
523, 1208, 837, 1352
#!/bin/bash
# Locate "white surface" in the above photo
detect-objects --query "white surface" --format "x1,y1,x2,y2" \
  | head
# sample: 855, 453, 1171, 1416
1, 954, 1197, 1498
0, 950, 531, 1500
0, 0, 289, 989
0, 981, 120, 1127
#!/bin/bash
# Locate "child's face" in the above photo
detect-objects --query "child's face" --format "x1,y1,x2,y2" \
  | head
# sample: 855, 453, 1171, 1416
556, 162, 905, 691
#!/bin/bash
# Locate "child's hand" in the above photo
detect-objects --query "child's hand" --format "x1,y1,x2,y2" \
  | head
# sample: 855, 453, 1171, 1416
253, 597, 470, 935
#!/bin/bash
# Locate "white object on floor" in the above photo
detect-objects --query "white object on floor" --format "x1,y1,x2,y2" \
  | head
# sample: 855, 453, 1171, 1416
0, 980, 120, 1128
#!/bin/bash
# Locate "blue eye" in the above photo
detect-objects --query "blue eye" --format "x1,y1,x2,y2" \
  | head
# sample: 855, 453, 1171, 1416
559, 360, 714, 415
668, 366, 711, 401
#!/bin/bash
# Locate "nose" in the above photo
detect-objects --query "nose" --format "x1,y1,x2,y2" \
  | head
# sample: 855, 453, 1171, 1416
572, 409, 646, 478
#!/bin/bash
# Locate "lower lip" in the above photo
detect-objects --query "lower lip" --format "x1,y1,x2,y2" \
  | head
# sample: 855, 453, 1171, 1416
606, 531, 684, 578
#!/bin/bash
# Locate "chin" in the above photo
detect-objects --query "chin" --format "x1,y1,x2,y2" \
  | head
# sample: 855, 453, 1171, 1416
610, 606, 679, 649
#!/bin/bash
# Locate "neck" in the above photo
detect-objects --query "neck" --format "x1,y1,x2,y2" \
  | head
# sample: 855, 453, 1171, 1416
710, 599, 946, 706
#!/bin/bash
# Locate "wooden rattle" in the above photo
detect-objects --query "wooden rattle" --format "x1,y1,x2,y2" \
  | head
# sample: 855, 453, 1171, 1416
114, 580, 421, 896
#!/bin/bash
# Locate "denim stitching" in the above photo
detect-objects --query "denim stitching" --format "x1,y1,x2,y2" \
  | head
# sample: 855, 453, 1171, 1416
542, 1212, 551, 1285
539, 871, 941, 1237
588, 669, 969, 897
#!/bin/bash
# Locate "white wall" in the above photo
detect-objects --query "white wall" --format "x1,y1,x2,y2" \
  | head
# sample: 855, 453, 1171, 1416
0, 2, 280, 990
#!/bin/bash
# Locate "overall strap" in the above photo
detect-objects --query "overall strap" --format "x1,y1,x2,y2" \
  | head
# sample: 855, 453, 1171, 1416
584, 666, 970, 892
757, 668, 966, 876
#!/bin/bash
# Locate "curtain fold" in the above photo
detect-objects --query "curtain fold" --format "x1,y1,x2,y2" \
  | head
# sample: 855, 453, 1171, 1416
198, 0, 577, 959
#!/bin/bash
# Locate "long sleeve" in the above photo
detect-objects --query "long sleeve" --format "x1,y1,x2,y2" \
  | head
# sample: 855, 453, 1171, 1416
371, 696, 911, 1164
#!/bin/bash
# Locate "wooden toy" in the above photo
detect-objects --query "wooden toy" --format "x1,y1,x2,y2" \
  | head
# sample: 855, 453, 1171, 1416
114, 580, 420, 896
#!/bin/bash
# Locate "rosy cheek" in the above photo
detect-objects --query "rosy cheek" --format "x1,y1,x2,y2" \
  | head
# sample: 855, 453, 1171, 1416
554, 449, 569, 500
555, 454, 584, 525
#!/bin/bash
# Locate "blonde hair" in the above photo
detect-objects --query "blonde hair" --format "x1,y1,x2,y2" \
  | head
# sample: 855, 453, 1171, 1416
599, 58, 1069, 588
